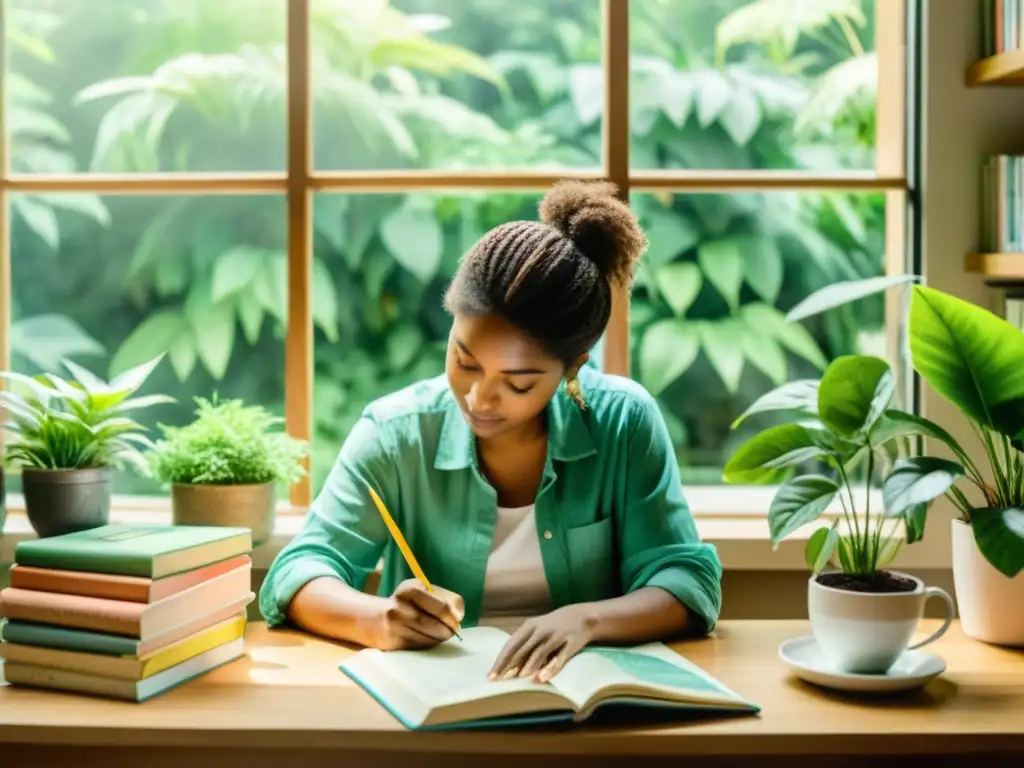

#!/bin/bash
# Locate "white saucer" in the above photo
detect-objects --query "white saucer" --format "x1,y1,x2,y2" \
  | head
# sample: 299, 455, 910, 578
778, 636, 946, 693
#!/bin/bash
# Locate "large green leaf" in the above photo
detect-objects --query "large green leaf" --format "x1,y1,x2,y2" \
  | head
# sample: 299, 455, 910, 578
698, 320, 745, 394
910, 285, 1024, 439
639, 319, 699, 396
869, 409, 971, 461
380, 196, 442, 284
882, 456, 964, 519
654, 262, 702, 317
785, 274, 917, 323
970, 507, 1024, 578
697, 239, 744, 310
817, 355, 893, 439
731, 379, 818, 429
768, 475, 839, 546
723, 423, 831, 484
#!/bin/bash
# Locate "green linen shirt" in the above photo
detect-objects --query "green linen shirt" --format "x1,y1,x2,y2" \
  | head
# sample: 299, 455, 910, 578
258, 366, 723, 632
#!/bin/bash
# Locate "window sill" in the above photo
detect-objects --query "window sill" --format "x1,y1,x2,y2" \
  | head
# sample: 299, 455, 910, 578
0, 487, 953, 571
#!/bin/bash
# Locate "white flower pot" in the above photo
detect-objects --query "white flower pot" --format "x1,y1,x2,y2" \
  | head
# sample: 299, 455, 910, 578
807, 571, 954, 674
951, 518, 1024, 646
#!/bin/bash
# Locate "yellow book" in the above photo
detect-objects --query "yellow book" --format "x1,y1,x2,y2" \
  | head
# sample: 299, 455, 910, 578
0, 614, 246, 681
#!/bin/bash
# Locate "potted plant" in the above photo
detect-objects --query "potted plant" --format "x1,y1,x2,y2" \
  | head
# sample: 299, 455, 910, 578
147, 395, 308, 547
0, 355, 171, 537
724, 353, 960, 673
783, 278, 1024, 646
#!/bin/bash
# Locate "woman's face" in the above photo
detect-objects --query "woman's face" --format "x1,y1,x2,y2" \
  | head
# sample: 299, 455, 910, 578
446, 314, 580, 439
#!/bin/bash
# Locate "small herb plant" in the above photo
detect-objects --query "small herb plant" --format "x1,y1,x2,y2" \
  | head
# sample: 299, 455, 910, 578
723, 354, 964, 577
147, 395, 308, 486
0, 355, 171, 474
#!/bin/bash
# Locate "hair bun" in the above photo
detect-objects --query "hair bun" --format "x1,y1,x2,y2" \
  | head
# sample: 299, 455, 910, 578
539, 179, 647, 286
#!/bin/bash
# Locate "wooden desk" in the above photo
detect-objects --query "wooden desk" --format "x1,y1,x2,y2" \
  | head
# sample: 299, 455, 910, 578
1, 619, 1022, 768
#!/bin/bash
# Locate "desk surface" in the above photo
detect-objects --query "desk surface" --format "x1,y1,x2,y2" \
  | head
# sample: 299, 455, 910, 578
1, 619, 1022, 758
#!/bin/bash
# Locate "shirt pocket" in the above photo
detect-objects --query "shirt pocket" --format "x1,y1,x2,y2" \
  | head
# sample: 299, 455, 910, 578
565, 516, 618, 602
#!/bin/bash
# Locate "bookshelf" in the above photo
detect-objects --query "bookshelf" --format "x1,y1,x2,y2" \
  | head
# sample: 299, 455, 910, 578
965, 252, 1024, 278
963, 4, 1024, 296
966, 49, 1024, 85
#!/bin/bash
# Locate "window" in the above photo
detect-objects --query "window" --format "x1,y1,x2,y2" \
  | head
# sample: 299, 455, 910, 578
0, 0, 910, 511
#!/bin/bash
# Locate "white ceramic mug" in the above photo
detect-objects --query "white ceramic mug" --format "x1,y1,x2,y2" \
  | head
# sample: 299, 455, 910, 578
808, 571, 955, 675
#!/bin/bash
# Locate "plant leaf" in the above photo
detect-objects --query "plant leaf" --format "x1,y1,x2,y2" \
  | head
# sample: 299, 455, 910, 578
910, 284, 1024, 439
785, 274, 918, 323
869, 409, 971, 462
731, 379, 819, 429
805, 526, 840, 573
639, 318, 699, 396
817, 354, 893, 439
768, 475, 839, 546
970, 507, 1024, 578
723, 423, 832, 484
654, 262, 702, 317
882, 456, 965, 519
877, 536, 903, 568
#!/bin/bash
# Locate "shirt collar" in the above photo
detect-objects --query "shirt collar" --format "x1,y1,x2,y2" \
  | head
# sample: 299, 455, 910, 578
433, 381, 597, 470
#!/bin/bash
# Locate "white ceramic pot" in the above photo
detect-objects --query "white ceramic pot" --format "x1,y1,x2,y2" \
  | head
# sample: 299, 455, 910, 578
951, 518, 1024, 646
807, 571, 954, 674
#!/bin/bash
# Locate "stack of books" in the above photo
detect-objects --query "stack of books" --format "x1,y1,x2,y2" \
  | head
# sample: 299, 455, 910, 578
0, 524, 254, 702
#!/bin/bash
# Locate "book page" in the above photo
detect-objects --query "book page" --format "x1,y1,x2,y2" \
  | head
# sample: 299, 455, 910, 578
550, 643, 748, 710
361, 626, 553, 709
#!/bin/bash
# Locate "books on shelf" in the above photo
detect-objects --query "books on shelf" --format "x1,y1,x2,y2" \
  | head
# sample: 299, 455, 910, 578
0, 524, 254, 702
340, 625, 760, 730
981, 155, 1024, 252
983, 0, 1024, 56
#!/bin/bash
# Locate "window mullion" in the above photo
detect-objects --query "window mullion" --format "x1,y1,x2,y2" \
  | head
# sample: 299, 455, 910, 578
286, 0, 313, 508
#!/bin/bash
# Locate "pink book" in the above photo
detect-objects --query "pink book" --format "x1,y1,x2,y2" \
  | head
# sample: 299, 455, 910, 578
8, 554, 252, 603
0, 559, 252, 639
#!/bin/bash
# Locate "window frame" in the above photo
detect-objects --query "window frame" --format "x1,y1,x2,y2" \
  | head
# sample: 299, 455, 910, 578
0, 0, 912, 526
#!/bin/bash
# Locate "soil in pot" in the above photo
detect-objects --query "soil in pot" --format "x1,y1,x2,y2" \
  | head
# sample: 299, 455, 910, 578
816, 571, 917, 593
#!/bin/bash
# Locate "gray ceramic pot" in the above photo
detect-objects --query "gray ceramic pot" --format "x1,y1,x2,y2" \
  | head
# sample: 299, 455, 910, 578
171, 482, 275, 546
21, 466, 113, 538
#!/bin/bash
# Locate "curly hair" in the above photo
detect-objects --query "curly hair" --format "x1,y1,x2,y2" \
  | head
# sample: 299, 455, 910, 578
443, 180, 648, 366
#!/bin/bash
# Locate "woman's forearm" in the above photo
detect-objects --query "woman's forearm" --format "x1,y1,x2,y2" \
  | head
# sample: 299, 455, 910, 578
584, 586, 695, 645
286, 576, 387, 647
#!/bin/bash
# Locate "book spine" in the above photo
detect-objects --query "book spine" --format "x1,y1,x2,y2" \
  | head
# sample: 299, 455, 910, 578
981, 154, 1024, 253
0, 621, 139, 656
13, 547, 154, 577
10, 566, 152, 602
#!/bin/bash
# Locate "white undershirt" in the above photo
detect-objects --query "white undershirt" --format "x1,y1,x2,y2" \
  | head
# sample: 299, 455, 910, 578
480, 504, 553, 618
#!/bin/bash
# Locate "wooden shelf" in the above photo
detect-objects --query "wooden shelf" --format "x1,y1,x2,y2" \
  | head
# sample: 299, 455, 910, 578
966, 49, 1024, 85
966, 252, 1024, 278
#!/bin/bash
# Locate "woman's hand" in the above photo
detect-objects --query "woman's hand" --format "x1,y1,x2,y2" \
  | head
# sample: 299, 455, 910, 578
488, 604, 598, 683
372, 579, 464, 651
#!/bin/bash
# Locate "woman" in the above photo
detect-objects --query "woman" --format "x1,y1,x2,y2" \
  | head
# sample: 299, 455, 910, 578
259, 180, 723, 684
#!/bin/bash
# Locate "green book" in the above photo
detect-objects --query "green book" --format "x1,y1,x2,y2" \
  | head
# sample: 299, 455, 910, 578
1, 619, 142, 656
339, 626, 760, 730
13, 524, 252, 578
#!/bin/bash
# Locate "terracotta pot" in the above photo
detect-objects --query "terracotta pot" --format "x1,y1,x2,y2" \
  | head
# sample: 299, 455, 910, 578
171, 482, 275, 547
952, 518, 1024, 646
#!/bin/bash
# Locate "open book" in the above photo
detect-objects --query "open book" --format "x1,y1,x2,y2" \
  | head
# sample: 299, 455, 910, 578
339, 626, 759, 730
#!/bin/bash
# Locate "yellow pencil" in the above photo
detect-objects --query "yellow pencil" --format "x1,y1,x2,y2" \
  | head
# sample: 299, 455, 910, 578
367, 485, 463, 640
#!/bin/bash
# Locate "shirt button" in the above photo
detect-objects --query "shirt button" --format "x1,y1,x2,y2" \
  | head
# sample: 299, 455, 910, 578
543, 530, 553, 540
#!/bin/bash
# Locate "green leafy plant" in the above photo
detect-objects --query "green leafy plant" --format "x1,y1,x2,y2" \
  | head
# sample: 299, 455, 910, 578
783, 278, 1024, 579
147, 395, 309, 486
724, 353, 964, 575
0, 355, 172, 474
